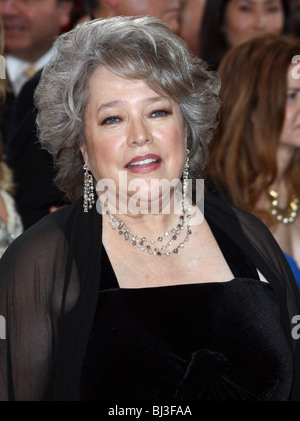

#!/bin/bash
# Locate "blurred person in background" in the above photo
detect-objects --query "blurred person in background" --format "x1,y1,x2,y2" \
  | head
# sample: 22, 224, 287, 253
0, 0, 74, 229
200, 0, 290, 69
84, 0, 182, 34
179, 0, 206, 56
206, 34, 300, 289
0, 0, 74, 98
0, 18, 22, 256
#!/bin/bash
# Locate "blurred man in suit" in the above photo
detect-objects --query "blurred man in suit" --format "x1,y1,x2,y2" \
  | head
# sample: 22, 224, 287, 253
1, 0, 73, 96
0, 0, 74, 229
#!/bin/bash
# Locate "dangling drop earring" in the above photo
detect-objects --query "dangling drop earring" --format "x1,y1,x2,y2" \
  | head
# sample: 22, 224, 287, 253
182, 148, 190, 201
83, 163, 95, 213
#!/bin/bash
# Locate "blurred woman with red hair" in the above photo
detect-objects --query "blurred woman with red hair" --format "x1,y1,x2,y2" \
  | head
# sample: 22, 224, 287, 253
206, 33, 300, 288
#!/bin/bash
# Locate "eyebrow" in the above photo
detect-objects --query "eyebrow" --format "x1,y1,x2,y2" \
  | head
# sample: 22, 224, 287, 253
96, 96, 167, 115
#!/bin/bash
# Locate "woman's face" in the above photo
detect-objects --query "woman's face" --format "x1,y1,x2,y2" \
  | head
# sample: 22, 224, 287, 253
81, 66, 186, 212
279, 63, 300, 150
223, 0, 285, 47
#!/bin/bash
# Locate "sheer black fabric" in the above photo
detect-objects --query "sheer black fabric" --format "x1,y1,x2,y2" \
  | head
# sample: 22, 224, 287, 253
0, 193, 299, 401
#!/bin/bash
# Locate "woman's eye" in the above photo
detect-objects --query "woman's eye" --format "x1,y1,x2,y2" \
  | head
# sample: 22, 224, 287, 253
238, 6, 252, 12
286, 90, 300, 101
150, 109, 171, 117
266, 7, 281, 13
101, 115, 121, 125
237, 2, 252, 12
287, 92, 295, 101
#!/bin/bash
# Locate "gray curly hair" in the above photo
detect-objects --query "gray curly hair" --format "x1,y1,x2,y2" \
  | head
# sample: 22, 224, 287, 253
34, 16, 220, 202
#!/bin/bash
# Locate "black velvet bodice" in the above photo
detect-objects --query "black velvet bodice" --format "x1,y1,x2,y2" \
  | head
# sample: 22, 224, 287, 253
79, 220, 293, 401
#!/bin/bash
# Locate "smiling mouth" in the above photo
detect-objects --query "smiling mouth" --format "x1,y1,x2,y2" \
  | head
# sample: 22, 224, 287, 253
126, 158, 161, 168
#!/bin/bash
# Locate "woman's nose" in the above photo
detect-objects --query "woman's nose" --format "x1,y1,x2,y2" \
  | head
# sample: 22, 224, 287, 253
127, 118, 152, 147
253, 10, 267, 30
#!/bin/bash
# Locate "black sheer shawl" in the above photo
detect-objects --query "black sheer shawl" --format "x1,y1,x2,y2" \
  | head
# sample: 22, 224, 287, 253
0, 193, 300, 401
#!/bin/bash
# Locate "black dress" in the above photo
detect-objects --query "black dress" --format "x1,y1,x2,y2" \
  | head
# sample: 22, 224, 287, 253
79, 227, 292, 401
0, 193, 299, 401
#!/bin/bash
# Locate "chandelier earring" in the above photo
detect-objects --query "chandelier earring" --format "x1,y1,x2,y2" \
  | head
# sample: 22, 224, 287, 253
83, 163, 95, 213
182, 148, 190, 200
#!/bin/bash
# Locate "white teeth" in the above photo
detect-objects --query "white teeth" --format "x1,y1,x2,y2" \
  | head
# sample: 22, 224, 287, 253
130, 158, 157, 166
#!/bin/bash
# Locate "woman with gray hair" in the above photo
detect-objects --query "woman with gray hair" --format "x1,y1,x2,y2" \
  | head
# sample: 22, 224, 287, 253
0, 16, 299, 401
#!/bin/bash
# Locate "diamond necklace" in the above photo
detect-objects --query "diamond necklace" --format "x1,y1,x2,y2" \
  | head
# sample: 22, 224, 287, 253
268, 189, 299, 224
104, 199, 192, 257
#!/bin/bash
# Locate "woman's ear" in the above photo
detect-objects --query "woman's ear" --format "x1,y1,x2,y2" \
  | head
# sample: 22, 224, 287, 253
79, 144, 89, 168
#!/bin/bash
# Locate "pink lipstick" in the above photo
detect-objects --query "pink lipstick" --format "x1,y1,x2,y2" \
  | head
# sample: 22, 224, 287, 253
125, 154, 162, 174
